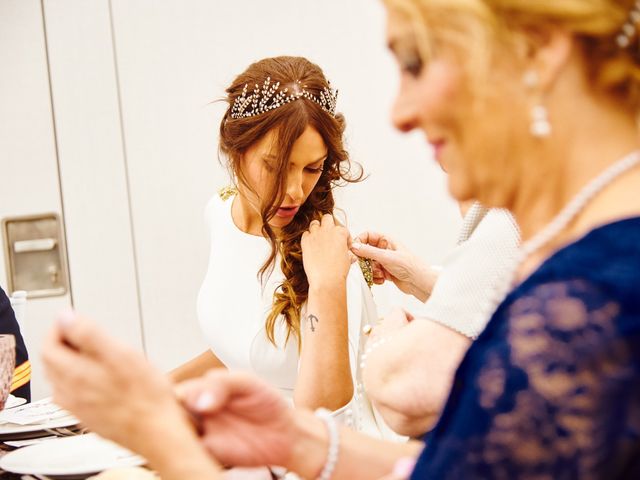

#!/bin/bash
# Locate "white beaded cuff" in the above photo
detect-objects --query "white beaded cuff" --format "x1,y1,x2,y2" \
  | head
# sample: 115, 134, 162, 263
315, 407, 340, 480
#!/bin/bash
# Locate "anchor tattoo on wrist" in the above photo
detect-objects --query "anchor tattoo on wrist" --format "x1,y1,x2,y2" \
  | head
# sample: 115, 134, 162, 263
308, 314, 319, 332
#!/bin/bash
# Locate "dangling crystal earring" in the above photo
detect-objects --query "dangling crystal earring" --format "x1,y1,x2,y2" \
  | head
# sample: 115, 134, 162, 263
523, 70, 552, 138
530, 104, 552, 138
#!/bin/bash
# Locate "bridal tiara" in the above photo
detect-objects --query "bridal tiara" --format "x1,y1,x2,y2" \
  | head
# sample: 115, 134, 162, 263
230, 77, 338, 119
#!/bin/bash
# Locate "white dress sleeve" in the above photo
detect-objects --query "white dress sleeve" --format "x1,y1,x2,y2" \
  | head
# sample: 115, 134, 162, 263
414, 208, 521, 339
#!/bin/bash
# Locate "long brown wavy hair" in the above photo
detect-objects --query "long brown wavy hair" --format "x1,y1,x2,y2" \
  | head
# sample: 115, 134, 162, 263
219, 56, 362, 349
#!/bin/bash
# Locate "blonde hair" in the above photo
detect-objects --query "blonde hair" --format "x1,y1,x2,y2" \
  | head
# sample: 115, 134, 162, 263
384, 0, 640, 111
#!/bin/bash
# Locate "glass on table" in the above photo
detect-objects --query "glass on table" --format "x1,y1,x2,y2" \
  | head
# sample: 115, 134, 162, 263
0, 335, 16, 411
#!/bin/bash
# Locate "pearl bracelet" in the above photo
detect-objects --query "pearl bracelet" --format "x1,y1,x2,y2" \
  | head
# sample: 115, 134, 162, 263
315, 408, 339, 480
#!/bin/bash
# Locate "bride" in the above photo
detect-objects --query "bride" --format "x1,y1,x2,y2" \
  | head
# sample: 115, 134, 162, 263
171, 56, 395, 439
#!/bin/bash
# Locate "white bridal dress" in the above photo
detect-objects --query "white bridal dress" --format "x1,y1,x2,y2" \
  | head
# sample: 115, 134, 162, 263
197, 191, 399, 440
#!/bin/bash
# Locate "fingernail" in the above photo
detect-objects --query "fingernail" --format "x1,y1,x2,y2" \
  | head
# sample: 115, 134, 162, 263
57, 308, 77, 329
351, 240, 362, 250
194, 391, 216, 411
392, 457, 416, 478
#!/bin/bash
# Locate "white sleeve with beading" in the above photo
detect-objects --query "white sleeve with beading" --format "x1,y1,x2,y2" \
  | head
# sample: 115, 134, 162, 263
414, 207, 521, 339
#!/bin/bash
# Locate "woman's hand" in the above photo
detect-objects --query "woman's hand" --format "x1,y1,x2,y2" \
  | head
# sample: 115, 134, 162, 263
351, 231, 438, 302
301, 214, 351, 288
364, 317, 471, 437
42, 311, 220, 480
42, 312, 187, 447
179, 373, 422, 480
177, 370, 310, 469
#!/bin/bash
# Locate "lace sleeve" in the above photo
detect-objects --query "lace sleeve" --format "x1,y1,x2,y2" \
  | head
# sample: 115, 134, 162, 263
412, 279, 640, 479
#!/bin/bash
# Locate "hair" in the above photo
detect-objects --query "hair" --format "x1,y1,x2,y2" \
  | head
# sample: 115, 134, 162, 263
218, 56, 362, 349
383, 0, 640, 112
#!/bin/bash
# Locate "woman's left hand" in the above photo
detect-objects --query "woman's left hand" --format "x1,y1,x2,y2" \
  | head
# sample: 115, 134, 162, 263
41, 311, 201, 464
301, 214, 351, 287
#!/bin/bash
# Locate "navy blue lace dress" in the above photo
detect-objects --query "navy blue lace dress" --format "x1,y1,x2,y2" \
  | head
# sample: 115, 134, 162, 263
411, 217, 640, 479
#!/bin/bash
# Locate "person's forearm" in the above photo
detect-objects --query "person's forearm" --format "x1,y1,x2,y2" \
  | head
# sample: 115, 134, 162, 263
409, 265, 439, 303
364, 327, 418, 410
365, 320, 470, 434
372, 398, 439, 437
137, 415, 222, 480
287, 409, 422, 479
295, 280, 353, 411
149, 440, 221, 480
368, 362, 443, 436
169, 350, 225, 383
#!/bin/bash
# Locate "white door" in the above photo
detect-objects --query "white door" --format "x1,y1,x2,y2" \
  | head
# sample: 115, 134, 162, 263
0, 0, 72, 400
0, 0, 146, 399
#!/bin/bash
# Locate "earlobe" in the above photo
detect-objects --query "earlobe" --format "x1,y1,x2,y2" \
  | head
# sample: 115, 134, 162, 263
530, 28, 573, 91
520, 29, 572, 139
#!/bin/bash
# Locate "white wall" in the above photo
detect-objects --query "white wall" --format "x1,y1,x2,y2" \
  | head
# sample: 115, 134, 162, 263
1, 0, 461, 383
108, 0, 460, 371
42, 0, 145, 350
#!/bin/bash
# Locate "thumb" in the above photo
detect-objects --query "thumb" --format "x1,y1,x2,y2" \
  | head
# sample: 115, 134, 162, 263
351, 240, 392, 265
56, 309, 111, 359
183, 371, 262, 415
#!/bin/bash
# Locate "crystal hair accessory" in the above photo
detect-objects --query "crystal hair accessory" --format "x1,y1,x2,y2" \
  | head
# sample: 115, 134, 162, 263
230, 77, 338, 119
616, 0, 640, 49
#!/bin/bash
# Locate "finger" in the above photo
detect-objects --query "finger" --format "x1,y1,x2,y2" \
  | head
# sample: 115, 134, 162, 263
354, 231, 379, 247
401, 308, 416, 323
181, 370, 265, 415
348, 252, 358, 264
55, 309, 101, 353
320, 213, 335, 228
308, 219, 320, 232
386, 307, 413, 325
41, 327, 96, 405
56, 309, 128, 362
355, 231, 396, 248
379, 457, 417, 480
372, 264, 385, 278
371, 262, 386, 281
335, 226, 350, 244
350, 242, 393, 265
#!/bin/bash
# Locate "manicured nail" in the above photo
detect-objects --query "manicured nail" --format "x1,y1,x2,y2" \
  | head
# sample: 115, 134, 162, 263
351, 240, 362, 251
194, 391, 216, 411
392, 457, 416, 478
57, 308, 77, 329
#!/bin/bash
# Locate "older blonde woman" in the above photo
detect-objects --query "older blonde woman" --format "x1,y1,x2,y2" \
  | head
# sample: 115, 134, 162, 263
44, 0, 640, 478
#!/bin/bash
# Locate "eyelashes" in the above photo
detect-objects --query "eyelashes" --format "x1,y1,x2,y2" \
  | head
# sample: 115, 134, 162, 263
263, 162, 276, 173
400, 52, 424, 77
262, 161, 323, 174
403, 59, 423, 77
